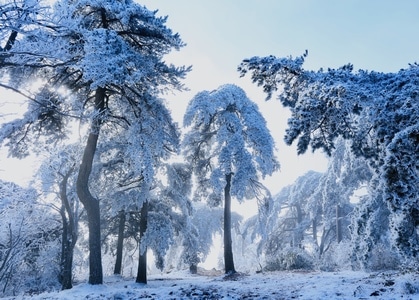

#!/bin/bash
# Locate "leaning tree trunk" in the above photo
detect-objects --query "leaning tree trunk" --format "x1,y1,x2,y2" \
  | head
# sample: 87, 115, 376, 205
3, 30, 17, 52
136, 200, 148, 284
76, 87, 105, 285
114, 210, 126, 275
59, 166, 77, 290
224, 173, 236, 274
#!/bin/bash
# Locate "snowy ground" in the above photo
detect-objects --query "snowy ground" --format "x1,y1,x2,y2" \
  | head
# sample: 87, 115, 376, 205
5, 269, 419, 300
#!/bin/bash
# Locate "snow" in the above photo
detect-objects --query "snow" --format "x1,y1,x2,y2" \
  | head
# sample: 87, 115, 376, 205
7, 269, 419, 299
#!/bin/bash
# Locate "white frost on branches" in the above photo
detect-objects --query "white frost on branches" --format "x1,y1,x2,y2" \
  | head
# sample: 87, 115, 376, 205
183, 84, 279, 203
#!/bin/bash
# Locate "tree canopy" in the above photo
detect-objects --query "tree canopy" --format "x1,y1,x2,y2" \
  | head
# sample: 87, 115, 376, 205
183, 83, 279, 273
239, 53, 419, 263
0, 1, 419, 296
0, 0, 189, 285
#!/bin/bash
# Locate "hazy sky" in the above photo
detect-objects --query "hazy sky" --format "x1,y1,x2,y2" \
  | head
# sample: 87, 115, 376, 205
139, 0, 419, 195
2, 1, 419, 198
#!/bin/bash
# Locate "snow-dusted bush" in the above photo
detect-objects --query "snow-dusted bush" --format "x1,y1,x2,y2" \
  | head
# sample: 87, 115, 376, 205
18, 239, 61, 295
402, 281, 419, 295
0, 181, 61, 296
367, 242, 401, 271
264, 246, 314, 271
317, 240, 353, 271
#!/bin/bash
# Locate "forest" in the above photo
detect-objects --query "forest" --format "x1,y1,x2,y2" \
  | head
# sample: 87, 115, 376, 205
0, 0, 418, 298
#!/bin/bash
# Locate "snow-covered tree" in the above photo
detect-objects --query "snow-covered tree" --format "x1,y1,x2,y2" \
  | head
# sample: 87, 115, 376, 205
0, 180, 61, 296
166, 204, 243, 273
138, 162, 194, 279
350, 181, 393, 270
183, 84, 279, 274
350, 124, 419, 270
239, 53, 419, 266
0, 0, 69, 157
256, 171, 322, 270
91, 101, 181, 283
0, 0, 48, 57
96, 161, 194, 282
155, 163, 195, 270
243, 140, 370, 271
383, 124, 419, 258
313, 138, 371, 252
0, 0, 189, 284
34, 144, 82, 290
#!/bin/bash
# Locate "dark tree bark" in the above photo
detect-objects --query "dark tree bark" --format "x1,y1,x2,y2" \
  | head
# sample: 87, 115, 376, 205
59, 166, 77, 290
136, 201, 148, 284
114, 210, 126, 275
76, 87, 105, 285
189, 264, 198, 274
224, 173, 236, 274
188, 244, 199, 274
336, 204, 342, 243
2, 30, 17, 52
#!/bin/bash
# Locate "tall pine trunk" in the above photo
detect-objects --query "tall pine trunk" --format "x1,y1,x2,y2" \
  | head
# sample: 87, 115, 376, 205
59, 166, 77, 290
136, 201, 148, 284
59, 210, 72, 290
76, 87, 105, 285
114, 210, 126, 275
224, 173, 236, 274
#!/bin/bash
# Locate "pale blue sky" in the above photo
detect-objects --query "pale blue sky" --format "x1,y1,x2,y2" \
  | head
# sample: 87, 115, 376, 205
140, 0, 419, 195
142, 0, 419, 73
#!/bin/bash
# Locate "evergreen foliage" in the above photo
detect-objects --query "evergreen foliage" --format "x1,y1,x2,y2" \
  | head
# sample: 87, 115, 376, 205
0, 1, 418, 296
183, 84, 279, 273
0, 0, 188, 286
239, 53, 419, 265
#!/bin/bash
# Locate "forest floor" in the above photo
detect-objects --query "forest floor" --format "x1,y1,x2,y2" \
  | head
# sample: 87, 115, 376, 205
4, 268, 419, 299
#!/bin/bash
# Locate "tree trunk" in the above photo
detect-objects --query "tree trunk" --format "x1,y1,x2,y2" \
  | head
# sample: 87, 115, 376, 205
224, 173, 236, 274
59, 207, 68, 285
336, 204, 342, 243
3, 30, 17, 52
85, 199, 102, 284
319, 227, 333, 257
76, 87, 105, 285
188, 245, 199, 274
319, 227, 326, 256
114, 210, 126, 275
294, 204, 303, 248
59, 166, 77, 290
312, 217, 318, 246
60, 227, 75, 290
189, 263, 198, 274
136, 201, 148, 284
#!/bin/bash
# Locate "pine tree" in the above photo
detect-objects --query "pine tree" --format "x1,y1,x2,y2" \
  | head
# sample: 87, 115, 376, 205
239, 53, 419, 265
0, 0, 188, 284
183, 84, 279, 274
